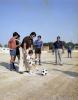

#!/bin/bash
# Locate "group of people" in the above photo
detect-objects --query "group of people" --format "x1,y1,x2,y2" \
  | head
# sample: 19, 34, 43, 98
8, 32, 43, 73
8, 32, 72, 74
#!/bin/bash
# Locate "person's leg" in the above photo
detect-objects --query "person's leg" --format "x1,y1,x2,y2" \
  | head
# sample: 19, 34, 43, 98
39, 54, 41, 65
58, 49, 62, 65
10, 49, 16, 70
55, 49, 58, 64
14, 55, 16, 61
22, 50, 30, 72
35, 53, 37, 64
68, 52, 69, 58
38, 48, 41, 65
10, 56, 16, 70
70, 51, 72, 58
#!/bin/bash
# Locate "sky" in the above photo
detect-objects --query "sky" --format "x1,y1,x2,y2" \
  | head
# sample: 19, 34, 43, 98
0, 0, 78, 45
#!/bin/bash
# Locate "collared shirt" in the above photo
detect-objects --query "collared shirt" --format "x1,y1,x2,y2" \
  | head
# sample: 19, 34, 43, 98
53, 41, 63, 49
34, 39, 43, 48
21, 36, 33, 49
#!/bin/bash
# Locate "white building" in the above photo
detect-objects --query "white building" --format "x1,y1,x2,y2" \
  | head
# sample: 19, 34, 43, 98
0, 47, 9, 54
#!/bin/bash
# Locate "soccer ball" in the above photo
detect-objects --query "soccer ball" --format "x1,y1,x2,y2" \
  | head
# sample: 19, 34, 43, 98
41, 69, 48, 76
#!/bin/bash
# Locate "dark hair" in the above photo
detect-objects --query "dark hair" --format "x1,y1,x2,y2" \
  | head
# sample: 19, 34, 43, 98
28, 50, 33, 54
30, 32, 36, 37
38, 35, 41, 38
13, 32, 19, 37
57, 36, 60, 39
17, 34, 20, 38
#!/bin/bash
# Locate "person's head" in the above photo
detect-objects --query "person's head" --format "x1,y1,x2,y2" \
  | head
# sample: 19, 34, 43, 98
30, 32, 36, 39
13, 32, 19, 39
17, 34, 20, 40
37, 35, 41, 40
28, 50, 33, 56
57, 36, 60, 41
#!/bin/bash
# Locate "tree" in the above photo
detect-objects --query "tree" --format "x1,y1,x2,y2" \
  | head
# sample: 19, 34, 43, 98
4, 44, 8, 48
66, 42, 74, 49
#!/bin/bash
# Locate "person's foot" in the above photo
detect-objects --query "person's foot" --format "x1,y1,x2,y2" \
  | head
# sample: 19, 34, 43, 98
54, 62, 58, 65
26, 70, 30, 73
29, 72, 33, 75
10, 68, 13, 71
59, 63, 63, 66
13, 68, 16, 71
35, 59, 37, 64
39, 60, 41, 65
19, 72, 24, 74
13, 63, 16, 70
55, 63, 58, 65
39, 63, 42, 65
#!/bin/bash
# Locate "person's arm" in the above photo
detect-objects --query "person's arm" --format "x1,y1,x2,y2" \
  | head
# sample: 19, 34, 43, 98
16, 44, 20, 48
15, 39, 20, 48
30, 39, 34, 50
8, 40, 11, 48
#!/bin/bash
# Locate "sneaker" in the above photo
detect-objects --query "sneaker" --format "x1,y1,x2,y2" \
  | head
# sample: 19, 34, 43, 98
39, 63, 42, 65
26, 70, 30, 73
59, 63, 63, 66
19, 72, 24, 74
29, 72, 33, 75
10, 68, 13, 71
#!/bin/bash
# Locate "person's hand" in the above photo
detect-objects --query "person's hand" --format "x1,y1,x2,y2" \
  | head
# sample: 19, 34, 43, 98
24, 50, 27, 55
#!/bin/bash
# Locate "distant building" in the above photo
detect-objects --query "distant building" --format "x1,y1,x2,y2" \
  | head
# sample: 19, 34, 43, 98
0, 47, 9, 54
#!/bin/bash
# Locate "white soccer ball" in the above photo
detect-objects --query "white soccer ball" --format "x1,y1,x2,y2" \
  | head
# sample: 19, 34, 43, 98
41, 69, 48, 76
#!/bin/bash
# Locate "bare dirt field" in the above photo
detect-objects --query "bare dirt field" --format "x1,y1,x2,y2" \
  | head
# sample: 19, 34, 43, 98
0, 50, 78, 100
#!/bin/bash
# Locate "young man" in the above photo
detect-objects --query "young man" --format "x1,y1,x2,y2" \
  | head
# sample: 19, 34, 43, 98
21, 32, 36, 73
53, 36, 64, 65
34, 35, 43, 65
8, 32, 19, 71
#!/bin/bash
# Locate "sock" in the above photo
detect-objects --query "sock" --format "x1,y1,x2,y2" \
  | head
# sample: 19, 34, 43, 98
10, 63, 14, 70
39, 60, 41, 65
13, 63, 16, 69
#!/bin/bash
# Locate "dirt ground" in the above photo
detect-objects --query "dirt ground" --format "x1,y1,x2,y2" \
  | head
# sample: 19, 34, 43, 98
0, 50, 78, 100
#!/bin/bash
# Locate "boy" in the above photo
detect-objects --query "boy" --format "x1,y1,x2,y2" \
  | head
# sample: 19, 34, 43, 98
8, 32, 19, 71
34, 35, 43, 65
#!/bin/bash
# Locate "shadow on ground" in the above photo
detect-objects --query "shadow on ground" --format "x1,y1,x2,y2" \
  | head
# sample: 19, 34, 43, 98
0, 62, 18, 72
42, 61, 76, 66
42, 61, 57, 65
53, 69, 78, 77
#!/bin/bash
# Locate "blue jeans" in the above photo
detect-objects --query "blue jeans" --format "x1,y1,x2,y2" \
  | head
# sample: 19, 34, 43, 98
10, 49, 16, 57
